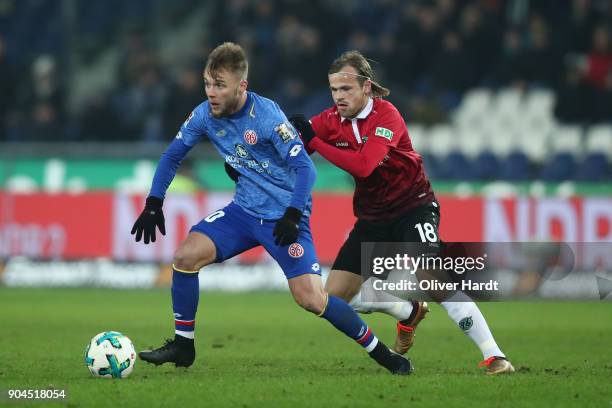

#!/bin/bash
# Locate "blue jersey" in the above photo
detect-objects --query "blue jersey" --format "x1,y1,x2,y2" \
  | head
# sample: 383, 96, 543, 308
149, 91, 316, 219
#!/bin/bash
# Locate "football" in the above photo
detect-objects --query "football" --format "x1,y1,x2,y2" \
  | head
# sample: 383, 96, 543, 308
84, 331, 136, 379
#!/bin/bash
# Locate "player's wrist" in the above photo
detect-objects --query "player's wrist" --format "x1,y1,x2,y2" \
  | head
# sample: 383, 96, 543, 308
145, 196, 163, 209
283, 207, 302, 223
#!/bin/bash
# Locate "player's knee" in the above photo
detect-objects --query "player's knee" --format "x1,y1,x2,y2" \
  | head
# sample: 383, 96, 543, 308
293, 288, 327, 314
173, 248, 203, 271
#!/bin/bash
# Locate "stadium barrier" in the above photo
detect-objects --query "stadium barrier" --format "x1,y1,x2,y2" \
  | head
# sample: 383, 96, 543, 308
1, 192, 611, 262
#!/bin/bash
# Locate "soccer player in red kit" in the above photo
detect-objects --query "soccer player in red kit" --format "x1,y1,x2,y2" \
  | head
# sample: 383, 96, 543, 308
289, 51, 514, 375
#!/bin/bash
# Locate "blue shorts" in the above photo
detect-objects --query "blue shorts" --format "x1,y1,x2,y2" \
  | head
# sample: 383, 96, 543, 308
190, 202, 321, 279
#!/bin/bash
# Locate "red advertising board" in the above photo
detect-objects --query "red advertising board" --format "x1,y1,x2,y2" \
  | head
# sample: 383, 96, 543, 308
1, 193, 610, 262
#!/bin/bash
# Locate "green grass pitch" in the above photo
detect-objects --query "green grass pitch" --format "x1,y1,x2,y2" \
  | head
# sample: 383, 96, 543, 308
0, 288, 610, 407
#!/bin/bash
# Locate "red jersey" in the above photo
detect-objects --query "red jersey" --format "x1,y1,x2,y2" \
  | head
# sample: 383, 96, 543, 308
309, 97, 434, 221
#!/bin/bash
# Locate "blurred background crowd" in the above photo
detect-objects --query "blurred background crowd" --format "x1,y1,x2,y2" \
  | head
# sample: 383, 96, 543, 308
0, 0, 611, 180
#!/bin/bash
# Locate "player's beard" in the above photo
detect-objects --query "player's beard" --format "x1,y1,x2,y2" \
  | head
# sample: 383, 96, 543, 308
337, 104, 353, 119
337, 104, 358, 120
212, 88, 242, 118
337, 95, 368, 120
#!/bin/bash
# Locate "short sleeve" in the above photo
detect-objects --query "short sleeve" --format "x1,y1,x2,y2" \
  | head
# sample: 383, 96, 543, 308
270, 118, 304, 160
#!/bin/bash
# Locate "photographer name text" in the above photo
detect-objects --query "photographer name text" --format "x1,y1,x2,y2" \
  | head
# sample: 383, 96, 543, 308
372, 279, 499, 292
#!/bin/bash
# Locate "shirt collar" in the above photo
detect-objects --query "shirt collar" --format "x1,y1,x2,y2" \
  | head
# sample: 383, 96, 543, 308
340, 97, 373, 122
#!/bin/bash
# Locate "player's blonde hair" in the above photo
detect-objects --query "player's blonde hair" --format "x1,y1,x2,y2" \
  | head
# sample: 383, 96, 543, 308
205, 42, 248, 81
328, 51, 390, 98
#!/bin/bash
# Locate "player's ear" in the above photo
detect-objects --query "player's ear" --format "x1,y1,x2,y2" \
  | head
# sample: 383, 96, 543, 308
239, 79, 248, 92
363, 79, 372, 96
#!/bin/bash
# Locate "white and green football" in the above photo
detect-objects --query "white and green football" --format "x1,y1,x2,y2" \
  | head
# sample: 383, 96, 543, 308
85, 331, 136, 379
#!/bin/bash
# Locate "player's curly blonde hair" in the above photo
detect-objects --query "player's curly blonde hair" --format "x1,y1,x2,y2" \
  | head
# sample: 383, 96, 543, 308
328, 51, 390, 98
205, 42, 248, 80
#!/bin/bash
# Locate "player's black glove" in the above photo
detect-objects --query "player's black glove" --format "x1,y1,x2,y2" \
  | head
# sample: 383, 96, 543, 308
224, 162, 240, 183
273, 207, 302, 246
131, 196, 166, 244
289, 114, 316, 148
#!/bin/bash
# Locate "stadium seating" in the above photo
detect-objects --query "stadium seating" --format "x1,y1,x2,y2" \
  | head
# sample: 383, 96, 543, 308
575, 153, 610, 181
552, 125, 583, 156
473, 151, 501, 180
540, 153, 578, 181
437, 152, 475, 181
586, 125, 612, 160
414, 88, 611, 182
2, 0, 610, 184
500, 151, 531, 181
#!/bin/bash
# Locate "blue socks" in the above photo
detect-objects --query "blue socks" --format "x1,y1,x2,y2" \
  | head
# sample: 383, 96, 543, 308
320, 295, 378, 352
171, 268, 200, 339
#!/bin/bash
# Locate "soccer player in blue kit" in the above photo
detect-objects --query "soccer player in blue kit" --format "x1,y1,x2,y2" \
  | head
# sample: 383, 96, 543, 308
131, 42, 412, 374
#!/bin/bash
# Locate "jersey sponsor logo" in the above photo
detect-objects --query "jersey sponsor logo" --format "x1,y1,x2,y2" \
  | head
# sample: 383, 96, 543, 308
175, 131, 183, 140
274, 123, 296, 143
374, 127, 394, 140
335, 142, 349, 147
225, 155, 272, 175
244, 129, 258, 145
288, 243, 304, 258
235, 144, 249, 158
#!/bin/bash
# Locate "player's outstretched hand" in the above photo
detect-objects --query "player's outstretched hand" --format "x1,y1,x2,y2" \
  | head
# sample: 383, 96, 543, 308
224, 162, 240, 183
289, 114, 316, 148
273, 207, 302, 246
131, 196, 166, 244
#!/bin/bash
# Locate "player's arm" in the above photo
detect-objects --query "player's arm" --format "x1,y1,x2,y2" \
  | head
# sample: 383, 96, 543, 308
273, 143, 316, 246
269, 116, 317, 245
310, 138, 389, 179
291, 111, 389, 178
149, 138, 193, 200
131, 107, 204, 244
285, 143, 316, 214
294, 109, 401, 179
292, 114, 390, 179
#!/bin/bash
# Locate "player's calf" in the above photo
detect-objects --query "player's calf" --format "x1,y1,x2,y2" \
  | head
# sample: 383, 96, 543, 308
289, 274, 413, 375
142, 232, 216, 370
